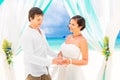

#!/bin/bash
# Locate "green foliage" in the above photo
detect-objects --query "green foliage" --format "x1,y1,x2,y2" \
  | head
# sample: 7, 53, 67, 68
102, 36, 111, 61
2, 39, 13, 65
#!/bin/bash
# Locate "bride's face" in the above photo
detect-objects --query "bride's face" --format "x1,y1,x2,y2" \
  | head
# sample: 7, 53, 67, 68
69, 19, 81, 33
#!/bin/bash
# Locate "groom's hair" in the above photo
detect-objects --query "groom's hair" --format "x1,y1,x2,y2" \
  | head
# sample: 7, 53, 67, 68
28, 7, 44, 21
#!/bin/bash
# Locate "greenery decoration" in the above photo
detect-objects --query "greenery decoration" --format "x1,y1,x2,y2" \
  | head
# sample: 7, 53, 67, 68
2, 39, 13, 65
102, 36, 111, 61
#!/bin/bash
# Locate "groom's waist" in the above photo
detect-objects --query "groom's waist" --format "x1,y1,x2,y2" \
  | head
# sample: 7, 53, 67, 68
25, 66, 48, 77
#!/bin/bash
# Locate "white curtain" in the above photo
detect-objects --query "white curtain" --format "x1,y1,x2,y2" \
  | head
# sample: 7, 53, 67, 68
0, 0, 52, 80
0, 0, 53, 55
63, 0, 120, 80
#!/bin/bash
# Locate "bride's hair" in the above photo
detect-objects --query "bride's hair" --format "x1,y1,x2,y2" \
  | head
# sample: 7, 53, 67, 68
71, 15, 86, 31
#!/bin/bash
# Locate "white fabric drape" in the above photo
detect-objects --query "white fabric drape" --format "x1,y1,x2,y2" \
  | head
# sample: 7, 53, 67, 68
0, 48, 16, 80
0, 0, 52, 80
63, 0, 120, 80
0, 0, 52, 55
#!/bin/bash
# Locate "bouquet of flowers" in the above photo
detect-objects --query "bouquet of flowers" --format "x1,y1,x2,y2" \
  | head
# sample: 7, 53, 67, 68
102, 36, 111, 61
2, 39, 13, 65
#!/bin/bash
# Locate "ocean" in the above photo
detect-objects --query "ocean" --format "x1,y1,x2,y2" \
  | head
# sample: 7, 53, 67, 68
47, 38, 65, 52
47, 37, 120, 52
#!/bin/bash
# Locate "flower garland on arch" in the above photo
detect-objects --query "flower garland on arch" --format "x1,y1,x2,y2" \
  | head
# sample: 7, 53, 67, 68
2, 39, 13, 65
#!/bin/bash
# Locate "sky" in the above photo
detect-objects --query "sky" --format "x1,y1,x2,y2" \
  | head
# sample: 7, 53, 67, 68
40, 0, 120, 49
41, 0, 71, 38
0, 0, 70, 38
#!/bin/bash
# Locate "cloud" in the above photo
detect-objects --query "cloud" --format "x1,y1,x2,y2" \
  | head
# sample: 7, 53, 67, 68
40, 0, 71, 38
43, 0, 67, 26
41, 0, 70, 36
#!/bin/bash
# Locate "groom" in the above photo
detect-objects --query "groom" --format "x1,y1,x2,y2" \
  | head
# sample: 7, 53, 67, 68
21, 7, 64, 80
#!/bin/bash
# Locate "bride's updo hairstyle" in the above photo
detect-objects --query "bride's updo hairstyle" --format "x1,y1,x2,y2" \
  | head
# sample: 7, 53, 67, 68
71, 15, 86, 31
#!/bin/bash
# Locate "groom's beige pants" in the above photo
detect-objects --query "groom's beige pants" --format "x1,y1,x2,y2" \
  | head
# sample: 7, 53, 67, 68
26, 74, 51, 80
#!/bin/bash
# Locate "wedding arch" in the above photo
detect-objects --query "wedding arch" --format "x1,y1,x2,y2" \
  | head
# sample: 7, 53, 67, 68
0, 0, 120, 80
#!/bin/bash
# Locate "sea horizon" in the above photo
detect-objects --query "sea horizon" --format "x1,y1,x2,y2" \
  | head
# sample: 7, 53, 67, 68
46, 37, 120, 52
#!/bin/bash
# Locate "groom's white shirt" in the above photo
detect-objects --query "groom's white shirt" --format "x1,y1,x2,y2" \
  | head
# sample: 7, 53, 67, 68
21, 26, 57, 78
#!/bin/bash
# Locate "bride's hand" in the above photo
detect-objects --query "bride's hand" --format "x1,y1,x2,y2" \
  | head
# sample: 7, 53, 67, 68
61, 58, 70, 65
52, 57, 64, 65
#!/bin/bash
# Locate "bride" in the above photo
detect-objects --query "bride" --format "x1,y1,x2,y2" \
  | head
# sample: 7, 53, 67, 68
55, 15, 88, 80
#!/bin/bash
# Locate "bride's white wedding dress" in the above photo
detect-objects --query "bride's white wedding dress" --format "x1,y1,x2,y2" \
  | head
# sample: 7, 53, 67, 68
57, 43, 85, 80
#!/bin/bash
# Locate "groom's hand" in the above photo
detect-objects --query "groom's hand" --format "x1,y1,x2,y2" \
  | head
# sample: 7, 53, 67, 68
58, 51, 63, 58
52, 57, 64, 65
61, 58, 70, 65
56, 58, 70, 65
57, 57, 64, 65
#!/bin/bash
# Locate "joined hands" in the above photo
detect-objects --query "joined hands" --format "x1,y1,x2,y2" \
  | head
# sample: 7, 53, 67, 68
53, 51, 70, 65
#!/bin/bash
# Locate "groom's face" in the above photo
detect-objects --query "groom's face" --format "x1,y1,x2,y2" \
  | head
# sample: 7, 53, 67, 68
30, 14, 43, 28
